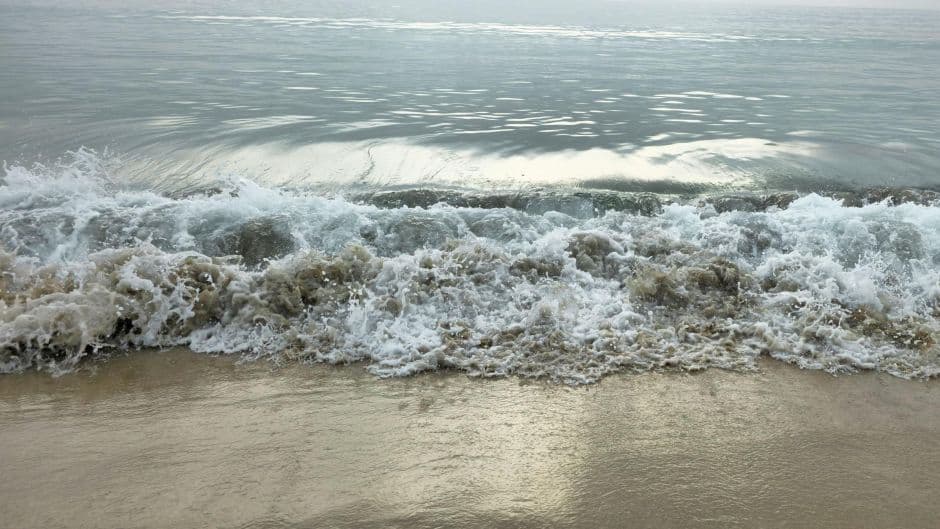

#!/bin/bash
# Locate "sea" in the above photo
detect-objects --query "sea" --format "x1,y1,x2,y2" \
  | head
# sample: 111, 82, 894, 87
2, 0, 940, 381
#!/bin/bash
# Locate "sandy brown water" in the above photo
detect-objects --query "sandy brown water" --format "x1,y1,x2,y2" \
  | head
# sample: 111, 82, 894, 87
1, 349, 938, 529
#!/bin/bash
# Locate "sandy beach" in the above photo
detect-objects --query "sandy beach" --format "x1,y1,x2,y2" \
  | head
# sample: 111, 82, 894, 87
1, 349, 937, 529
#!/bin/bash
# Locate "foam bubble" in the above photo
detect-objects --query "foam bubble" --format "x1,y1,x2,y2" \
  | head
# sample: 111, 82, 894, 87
2, 151, 939, 381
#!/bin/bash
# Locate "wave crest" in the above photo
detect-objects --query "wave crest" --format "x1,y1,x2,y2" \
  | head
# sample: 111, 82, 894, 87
2, 151, 939, 381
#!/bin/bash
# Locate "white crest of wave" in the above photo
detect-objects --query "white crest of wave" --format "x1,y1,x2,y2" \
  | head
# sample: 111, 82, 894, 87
1, 150, 939, 381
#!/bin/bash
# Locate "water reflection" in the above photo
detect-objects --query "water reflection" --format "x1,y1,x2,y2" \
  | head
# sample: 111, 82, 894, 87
111, 136, 820, 194
1, 350, 938, 528
1, 3, 939, 194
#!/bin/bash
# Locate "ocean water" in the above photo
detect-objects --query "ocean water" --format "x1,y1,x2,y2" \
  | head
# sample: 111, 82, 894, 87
2, 0, 940, 380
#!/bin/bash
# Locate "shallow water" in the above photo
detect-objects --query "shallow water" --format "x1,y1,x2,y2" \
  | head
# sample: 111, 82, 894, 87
2, 1, 940, 193
1, 349, 938, 529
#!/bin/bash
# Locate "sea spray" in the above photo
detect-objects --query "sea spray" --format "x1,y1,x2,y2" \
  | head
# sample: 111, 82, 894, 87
1, 151, 938, 381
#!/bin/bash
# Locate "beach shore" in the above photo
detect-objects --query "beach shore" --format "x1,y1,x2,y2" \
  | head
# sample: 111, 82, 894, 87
1, 349, 938, 529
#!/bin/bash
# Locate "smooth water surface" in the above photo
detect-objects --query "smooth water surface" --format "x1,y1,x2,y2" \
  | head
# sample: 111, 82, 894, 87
1, 350, 939, 529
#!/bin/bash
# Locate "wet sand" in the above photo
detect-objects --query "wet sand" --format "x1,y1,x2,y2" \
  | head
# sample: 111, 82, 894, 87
1, 350, 938, 529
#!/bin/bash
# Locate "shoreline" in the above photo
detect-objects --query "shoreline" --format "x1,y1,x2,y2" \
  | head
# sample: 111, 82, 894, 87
2, 348, 939, 528
4, 343, 939, 386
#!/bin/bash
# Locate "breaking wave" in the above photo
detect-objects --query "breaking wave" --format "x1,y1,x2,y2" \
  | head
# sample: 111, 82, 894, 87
2, 150, 939, 382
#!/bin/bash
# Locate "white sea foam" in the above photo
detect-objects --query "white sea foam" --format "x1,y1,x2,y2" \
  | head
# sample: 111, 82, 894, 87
1, 151, 938, 381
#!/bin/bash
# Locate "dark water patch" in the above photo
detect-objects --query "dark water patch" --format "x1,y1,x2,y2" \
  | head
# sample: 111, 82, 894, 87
354, 189, 666, 217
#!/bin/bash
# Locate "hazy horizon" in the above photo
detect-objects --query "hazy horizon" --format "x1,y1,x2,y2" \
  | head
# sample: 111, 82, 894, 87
3, 0, 940, 11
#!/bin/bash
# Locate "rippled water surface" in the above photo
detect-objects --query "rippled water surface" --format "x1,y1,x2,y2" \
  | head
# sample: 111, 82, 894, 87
2, 0, 939, 193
